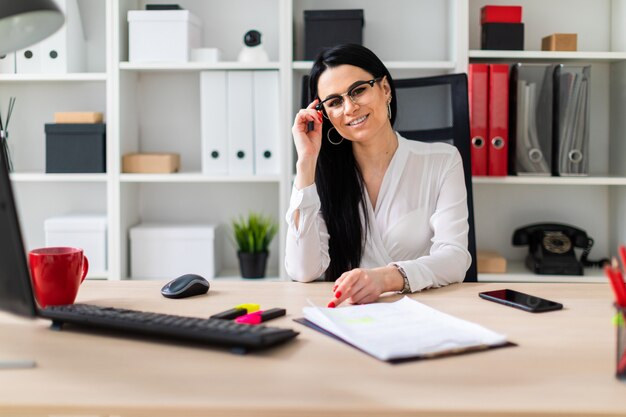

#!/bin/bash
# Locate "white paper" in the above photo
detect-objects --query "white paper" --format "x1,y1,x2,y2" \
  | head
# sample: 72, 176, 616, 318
303, 297, 507, 361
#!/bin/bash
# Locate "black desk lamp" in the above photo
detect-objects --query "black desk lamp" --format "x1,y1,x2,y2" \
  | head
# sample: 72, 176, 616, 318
0, 0, 64, 56
0, 0, 63, 370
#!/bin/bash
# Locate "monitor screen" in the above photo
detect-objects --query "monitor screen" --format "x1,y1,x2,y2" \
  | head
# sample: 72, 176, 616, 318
0, 149, 36, 317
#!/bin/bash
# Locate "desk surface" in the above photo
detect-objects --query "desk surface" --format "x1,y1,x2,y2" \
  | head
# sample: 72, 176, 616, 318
0, 280, 625, 417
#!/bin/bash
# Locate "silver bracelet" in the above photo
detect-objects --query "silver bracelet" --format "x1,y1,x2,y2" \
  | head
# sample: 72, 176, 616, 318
393, 264, 411, 294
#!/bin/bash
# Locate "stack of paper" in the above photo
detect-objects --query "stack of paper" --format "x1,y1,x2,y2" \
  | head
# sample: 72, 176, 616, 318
302, 297, 508, 362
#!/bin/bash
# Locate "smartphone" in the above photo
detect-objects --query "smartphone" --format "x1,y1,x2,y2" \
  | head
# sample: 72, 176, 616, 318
478, 289, 563, 313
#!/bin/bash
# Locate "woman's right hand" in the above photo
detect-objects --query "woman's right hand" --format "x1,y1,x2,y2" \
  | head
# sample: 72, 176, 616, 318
292, 99, 324, 163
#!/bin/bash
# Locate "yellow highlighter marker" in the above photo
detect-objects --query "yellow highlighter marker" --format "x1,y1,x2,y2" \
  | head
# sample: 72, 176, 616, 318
211, 303, 261, 320
236, 303, 260, 313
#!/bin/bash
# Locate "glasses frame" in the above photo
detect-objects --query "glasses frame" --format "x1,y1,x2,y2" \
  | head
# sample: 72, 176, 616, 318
315, 76, 384, 118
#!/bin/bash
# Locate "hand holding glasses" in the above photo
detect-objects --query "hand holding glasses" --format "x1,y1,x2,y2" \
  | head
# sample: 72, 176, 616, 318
315, 77, 383, 119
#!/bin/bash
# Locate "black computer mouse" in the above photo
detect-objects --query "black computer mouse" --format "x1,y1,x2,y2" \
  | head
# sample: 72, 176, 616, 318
161, 274, 210, 299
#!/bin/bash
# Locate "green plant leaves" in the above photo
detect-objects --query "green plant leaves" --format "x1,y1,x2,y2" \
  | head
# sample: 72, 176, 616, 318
232, 212, 278, 253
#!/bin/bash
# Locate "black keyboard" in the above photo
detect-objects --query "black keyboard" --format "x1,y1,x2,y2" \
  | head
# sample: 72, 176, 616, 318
39, 303, 299, 352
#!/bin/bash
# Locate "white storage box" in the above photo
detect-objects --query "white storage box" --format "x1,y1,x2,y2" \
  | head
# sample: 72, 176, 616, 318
44, 215, 107, 278
128, 10, 202, 63
130, 223, 219, 280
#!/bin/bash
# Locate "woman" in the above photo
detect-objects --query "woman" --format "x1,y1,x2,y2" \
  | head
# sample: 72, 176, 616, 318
285, 44, 471, 307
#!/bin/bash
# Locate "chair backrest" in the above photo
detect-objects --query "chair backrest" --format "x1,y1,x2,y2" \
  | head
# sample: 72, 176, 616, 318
393, 73, 477, 282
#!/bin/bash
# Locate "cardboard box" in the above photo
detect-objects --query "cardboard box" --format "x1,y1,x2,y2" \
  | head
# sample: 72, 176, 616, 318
129, 223, 220, 279
477, 250, 507, 273
304, 9, 364, 60
44, 215, 108, 277
480, 5, 522, 24
55, 112, 104, 124
128, 10, 202, 63
481, 23, 524, 50
122, 153, 180, 173
542, 33, 577, 51
45, 123, 106, 173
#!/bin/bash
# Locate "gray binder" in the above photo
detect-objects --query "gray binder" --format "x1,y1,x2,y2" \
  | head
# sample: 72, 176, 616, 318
509, 63, 555, 175
553, 65, 591, 176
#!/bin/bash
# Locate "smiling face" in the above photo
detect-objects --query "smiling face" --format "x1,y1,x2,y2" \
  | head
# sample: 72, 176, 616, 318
317, 64, 392, 144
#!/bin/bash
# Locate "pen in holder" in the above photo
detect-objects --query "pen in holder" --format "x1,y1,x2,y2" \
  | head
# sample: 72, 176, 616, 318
616, 305, 626, 381
0, 97, 16, 172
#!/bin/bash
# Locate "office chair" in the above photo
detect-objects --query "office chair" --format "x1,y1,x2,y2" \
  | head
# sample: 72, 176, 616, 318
393, 73, 477, 282
299, 73, 478, 282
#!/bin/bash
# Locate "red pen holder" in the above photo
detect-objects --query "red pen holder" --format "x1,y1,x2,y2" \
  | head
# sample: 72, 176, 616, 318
616, 305, 626, 381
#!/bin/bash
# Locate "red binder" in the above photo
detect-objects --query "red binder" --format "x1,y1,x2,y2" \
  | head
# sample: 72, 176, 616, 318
480, 6, 522, 24
488, 64, 509, 176
468, 64, 489, 176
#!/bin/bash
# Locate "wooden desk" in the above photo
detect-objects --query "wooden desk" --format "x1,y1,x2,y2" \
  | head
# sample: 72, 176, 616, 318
0, 281, 625, 417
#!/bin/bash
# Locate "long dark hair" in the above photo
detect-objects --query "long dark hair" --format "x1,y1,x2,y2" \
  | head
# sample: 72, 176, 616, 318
309, 44, 397, 281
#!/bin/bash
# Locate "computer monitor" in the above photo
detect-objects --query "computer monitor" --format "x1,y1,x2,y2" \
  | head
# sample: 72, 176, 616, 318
0, 149, 37, 318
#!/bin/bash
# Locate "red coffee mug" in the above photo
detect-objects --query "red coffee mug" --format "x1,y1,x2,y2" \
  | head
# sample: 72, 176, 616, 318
28, 247, 89, 308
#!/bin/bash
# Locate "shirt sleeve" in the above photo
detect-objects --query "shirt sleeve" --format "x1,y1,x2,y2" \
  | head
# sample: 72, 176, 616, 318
391, 149, 471, 292
284, 183, 330, 282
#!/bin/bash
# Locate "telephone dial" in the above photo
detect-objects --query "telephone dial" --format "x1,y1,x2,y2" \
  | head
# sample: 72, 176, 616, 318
512, 223, 609, 275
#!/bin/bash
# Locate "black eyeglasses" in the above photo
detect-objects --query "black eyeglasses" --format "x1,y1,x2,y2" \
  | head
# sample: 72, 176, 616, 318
315, 77, 384, 118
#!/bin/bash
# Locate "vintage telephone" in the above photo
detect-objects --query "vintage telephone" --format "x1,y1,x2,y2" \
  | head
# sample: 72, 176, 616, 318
512, 223, 609, 275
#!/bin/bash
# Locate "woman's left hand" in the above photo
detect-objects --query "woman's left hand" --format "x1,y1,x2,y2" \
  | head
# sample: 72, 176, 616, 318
328, 268, 387, 307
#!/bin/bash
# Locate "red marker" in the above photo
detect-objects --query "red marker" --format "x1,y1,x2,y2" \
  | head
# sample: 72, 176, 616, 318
619, 245, 626, 274
604, 260, 626, 307
235, 308, 286, 325
618, 351, 626, 376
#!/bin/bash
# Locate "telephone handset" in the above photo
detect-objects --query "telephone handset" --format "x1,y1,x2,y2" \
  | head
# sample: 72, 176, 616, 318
512, 223, 609, 275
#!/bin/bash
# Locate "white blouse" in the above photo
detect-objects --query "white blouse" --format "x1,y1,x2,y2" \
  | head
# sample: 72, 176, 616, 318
284, 132, 471, 292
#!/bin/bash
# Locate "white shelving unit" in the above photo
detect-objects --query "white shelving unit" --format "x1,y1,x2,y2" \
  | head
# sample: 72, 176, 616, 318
468, 0, 626, 283
1, 0, 109, 280
5, 0, 625, 283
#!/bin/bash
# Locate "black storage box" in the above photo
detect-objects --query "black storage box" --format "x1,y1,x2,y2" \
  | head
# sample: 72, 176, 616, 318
481, 23, 524, 50
45, 123, 106, 173
304, 9, 364, 60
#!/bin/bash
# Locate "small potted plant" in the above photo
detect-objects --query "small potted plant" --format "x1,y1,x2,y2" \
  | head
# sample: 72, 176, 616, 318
232, 212, 278, 278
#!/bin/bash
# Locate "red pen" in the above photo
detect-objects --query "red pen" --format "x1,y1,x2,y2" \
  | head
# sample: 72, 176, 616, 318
235, 308, 286, 325
604, 260, 626, 307
618, 351, 626, 376
619, 245, 626, 275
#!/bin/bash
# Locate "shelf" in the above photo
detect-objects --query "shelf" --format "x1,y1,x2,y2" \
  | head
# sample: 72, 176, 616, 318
0, 73, 108, 82
212, 268, 283, 282
86, 273, 109, 280
292, 61, 457, 71
119, 62, 281, 72
472, 176, 626, 186
478, 261, 606, 283
469, 50, 626, 62
10, 173, 108, 183
119, 173, 282, 183
124, 269, 283, 282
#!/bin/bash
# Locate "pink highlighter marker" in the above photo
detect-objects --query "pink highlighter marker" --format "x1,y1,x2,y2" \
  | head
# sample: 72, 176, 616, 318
235, 308, 286, 325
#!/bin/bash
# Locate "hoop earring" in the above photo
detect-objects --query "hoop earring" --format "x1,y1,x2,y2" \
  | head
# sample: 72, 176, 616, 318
327, 127, 344, 145
387, 98, 392, 120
